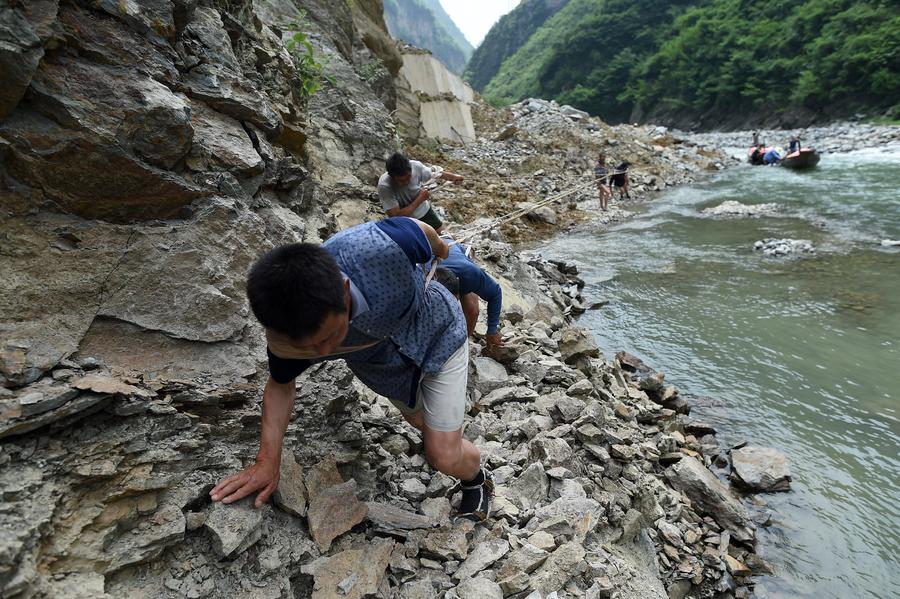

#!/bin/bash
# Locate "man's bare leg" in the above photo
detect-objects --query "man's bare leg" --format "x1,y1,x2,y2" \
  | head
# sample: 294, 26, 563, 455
400, 412, 480, 480
423, 426, 481, 480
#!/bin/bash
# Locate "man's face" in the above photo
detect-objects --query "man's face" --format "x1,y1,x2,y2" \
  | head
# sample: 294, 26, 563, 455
392, 171, 412, 186
280, 281, 351, 356
294, 310, 350, 356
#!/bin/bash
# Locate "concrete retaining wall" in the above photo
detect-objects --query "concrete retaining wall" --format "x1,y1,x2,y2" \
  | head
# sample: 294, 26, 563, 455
419, 100, 475, 143
397, 50, 476, 143
400, 53, 475, 103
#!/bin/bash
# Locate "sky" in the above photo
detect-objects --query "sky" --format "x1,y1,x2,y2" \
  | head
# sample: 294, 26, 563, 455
439, 0, 521, 47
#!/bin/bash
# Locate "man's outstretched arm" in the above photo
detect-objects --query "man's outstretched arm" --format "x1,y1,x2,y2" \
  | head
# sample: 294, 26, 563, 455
210, 375, 296, 508
439, 170, 464, 183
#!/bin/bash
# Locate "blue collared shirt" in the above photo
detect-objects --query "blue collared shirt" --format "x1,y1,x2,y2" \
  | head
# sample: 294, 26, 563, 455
267, 218, 466, 406
346, 276, 368, 319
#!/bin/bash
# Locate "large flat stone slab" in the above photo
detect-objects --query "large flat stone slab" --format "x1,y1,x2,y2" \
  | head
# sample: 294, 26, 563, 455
730, 446, 791, 492
311, 541, 394, 599
666, 457, 755, 543
307, 480, 367, 551
204, 498, 264, 558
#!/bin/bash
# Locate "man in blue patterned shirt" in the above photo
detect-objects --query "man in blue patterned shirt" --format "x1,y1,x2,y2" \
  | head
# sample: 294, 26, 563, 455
211, 217, 493, 521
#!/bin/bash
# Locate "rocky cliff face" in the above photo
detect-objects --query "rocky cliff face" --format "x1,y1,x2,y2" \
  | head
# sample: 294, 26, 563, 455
0, 0, 403, 390
1, 2, 775, 599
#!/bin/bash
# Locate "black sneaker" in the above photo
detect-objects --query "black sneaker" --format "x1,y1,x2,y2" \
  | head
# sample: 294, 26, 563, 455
455, 468, 494, 522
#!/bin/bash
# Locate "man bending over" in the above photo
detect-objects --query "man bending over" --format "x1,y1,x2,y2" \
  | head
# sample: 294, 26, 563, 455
433, 242, 503, 349
378, 153, 463, 233
210, 217, 492, 521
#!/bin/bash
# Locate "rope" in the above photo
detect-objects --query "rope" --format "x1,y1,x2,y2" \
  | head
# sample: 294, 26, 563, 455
423, 167, 629, 288
452, 170, 627, 245
424, 179, 455, 195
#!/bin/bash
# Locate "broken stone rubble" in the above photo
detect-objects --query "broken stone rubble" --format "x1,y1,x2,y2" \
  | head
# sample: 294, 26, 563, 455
0, 237, 784, 599
0, 0, 783, 597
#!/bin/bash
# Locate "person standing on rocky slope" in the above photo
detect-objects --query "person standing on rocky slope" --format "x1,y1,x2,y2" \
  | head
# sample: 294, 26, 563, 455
378, 153, 464, 233
593, 153, 612, 211
210, 216, 493, 521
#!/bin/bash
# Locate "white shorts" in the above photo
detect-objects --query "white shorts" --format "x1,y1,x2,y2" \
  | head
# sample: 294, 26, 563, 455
390, 341, 468, 432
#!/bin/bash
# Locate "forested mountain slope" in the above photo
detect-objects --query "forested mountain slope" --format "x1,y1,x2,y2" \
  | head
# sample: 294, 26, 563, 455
479, 0, 900, 127
383, 0, 473, 74
464, 0, 570, 91
420, 0, 473, 60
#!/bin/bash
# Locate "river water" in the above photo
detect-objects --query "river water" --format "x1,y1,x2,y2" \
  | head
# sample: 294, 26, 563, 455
541, 147, 900, 598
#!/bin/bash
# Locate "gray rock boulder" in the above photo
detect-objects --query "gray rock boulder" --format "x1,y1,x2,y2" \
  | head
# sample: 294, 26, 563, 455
204, 499, 264, 558
528, 542, 586, 595
730, 446, 791, 492
497, 543, 549, 579
665, 457, 755, 543
422, 522, 472, 561
479, 385, 538, 407
473, 356, 509, 393
454, 577, 503, 599
557, 328, 600, 364
453, 537, 509, 581
529, 436, 574, 469
273, 451, 307, 517
311, 541, 394, 599
508, 462, 550, 510
702, 201, 778, 218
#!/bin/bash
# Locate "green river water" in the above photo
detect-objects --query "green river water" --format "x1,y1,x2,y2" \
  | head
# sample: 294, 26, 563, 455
542, 147, 900, 598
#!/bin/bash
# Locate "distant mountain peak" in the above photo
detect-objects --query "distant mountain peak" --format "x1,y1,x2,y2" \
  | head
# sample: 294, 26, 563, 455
383, 0, 473, 75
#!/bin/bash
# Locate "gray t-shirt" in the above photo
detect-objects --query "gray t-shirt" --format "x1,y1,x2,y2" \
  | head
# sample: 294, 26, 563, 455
377, 160, 435, 219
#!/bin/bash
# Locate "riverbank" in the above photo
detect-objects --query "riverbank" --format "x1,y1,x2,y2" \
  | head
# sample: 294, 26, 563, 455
0, 2, 830, 596
684, 122, 900, 156
538, 143, 900, 598
410, 97, 730, 245
1, 91, 781, 599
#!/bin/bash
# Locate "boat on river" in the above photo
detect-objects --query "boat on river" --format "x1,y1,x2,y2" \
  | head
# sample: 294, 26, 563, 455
748, 145, 820, 169
780, 148, 820, 170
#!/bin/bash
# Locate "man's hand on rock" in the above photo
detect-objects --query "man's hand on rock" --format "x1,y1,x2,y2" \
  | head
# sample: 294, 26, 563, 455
210, 458, 280, 508
485, 332, 502, 348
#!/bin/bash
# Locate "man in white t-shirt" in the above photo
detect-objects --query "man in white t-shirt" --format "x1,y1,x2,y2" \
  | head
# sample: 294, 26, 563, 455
377, 153, 463, 233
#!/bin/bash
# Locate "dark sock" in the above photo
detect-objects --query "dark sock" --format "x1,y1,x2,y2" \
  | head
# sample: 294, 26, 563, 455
461, 468, 485, 487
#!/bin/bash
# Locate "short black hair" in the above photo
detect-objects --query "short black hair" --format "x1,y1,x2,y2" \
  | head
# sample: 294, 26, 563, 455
246, 243, 346, 339
433, 267, 460, 297
386, 153, 412, 178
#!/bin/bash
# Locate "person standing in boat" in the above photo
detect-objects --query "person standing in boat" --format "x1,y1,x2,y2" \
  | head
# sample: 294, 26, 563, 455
788, 135, 801, 155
